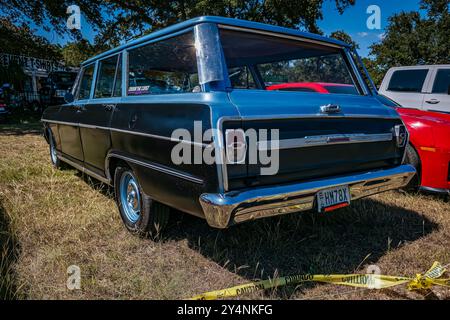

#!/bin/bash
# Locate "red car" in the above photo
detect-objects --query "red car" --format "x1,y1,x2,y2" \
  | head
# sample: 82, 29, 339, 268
267, 82, 450, 195
376, 95, 450, 195
266, 82, 358, 95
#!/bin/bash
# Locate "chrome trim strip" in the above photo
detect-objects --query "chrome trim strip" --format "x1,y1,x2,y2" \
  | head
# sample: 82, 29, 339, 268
105, 152, 204, 185
200, 164, 416, 228
41, 119, 210, 148
238, 113, 400, 120
257, 133, 393, 151
43, 119, 78, 127
57, 154, 111, 185
215, 114, 400, 192
218, 25, 343, 49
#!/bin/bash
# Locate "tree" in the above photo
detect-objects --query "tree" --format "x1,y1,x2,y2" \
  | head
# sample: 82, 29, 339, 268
97, 0, 355, 47
368, 0, 450, 86
0, 18, 61, 60
329, 30, 359, 50
1, 0, 356, 46
61, 40, 109, 67
0, 0, 104, 37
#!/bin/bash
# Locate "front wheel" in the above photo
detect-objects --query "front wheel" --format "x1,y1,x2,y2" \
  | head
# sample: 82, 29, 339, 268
48, 130, 62, 169
114, 166, 170, 237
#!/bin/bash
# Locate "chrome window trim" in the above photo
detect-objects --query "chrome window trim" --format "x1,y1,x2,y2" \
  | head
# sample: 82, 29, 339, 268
352, 49, 378, 95
105, 152, 204, 184
344, 48, 369, 96
218, 25, 342, 49
257, 133, 394, 151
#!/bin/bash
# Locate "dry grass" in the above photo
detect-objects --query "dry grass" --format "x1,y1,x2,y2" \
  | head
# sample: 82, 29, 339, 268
0, 119, 449, 300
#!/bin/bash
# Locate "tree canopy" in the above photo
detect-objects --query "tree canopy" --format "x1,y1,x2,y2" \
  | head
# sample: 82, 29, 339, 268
0, 18, 61, 60
367, 0, 450, 86
1, 0, 355, 46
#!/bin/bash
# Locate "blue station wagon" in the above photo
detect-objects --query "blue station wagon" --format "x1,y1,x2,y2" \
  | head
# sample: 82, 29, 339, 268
42, 16, 416, 234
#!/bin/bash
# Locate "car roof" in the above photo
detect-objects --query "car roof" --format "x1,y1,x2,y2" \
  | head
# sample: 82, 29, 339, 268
82, 16, 350, 66
388, 65, 450, 71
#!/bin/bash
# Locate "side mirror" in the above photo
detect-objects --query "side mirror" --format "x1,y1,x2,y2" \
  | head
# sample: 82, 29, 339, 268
447, 85, 450, 95
64, 92, 74, 104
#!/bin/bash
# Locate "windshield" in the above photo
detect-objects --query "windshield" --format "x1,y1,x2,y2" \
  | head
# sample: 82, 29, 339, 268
220, 29, 360, 95
50, 72, 77, 88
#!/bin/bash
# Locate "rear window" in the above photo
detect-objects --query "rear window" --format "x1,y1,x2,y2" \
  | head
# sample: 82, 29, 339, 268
432, 69, 450, 94
323, 85, 358, 95
387, 69, 428, 92
220, 29, 360, 95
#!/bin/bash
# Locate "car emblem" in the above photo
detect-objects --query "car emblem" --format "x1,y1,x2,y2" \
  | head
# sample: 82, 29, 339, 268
320, 104, 341, 114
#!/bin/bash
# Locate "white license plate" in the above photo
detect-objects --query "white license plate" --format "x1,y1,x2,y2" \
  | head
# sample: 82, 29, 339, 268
317, 185, 351, 212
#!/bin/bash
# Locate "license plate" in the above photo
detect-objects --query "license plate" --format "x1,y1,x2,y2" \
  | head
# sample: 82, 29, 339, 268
317, 185, 351, 212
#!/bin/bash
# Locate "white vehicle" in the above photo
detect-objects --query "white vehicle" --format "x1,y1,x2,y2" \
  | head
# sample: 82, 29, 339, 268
379, 65, 450, 114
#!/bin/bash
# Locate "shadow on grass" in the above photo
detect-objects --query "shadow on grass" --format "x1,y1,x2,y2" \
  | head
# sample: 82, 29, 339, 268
0, 113, 43, 136
163, 196, 437, 297
78, 172, 439, 298
0, 201, 21, 299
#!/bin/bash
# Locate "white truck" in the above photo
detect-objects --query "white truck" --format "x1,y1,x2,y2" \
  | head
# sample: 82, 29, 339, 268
379, 65, 450, 114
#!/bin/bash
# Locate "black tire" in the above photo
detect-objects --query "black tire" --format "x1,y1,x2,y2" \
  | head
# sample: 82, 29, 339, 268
403, 143, 420, 190
114, 166, 170, 237
48, 130, 63, 169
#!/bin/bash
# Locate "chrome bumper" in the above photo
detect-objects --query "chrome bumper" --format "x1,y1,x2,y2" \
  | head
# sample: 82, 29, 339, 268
199, 165, 416, 228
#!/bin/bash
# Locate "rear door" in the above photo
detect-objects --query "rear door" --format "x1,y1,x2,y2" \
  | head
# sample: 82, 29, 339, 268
380, 68, 431, 109
78, 54, 122, 174
423, 66, 450, 113
58, 64, 95, 162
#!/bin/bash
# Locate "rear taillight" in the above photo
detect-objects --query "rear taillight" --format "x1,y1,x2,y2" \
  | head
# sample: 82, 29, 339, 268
225, 129, 247, 164
394, 124, 408, 148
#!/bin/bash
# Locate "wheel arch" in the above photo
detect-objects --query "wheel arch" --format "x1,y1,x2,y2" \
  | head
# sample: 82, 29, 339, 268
105, 154, 129, 185
407, 141, 422, 184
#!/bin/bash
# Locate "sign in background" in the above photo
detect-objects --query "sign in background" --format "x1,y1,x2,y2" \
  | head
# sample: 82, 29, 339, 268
0, 53, 66, 73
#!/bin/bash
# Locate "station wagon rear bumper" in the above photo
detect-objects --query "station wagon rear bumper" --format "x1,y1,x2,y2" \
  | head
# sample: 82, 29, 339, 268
199, 165, 416, 228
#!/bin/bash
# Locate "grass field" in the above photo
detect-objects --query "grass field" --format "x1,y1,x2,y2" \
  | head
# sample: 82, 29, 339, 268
0, 118, 449, 300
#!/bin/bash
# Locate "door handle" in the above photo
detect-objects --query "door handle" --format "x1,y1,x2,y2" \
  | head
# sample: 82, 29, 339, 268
129, 113, 138, 129
103, 104, 116, 112
75, 105, 86, 112
425, 99, 440, 104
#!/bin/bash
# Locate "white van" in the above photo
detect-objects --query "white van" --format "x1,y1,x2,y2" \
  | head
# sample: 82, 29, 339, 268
379, 65, 450, 113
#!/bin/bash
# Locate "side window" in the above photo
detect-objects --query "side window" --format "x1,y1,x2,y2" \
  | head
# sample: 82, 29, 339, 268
432, 69, 450, 94
95, 55, 118, 98
228, 67, 256, 89
387, 69, 428, 92
78, 64, 94, 100
113, 55, 122, 97
127, 31, 199, 95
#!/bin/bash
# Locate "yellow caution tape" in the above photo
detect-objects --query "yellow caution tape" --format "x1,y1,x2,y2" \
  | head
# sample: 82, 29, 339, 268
190, 261, 450, 300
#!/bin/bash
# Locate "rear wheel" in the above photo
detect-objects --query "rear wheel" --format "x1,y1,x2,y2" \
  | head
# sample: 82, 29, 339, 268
114, 166, 170, 237
403, 143, 420, 190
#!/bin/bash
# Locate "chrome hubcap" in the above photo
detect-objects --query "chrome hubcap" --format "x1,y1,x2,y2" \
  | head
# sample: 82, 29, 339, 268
50, 138, 57, 164
120, 172, 141, 223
